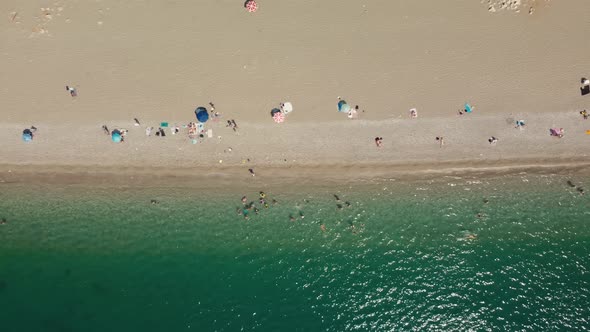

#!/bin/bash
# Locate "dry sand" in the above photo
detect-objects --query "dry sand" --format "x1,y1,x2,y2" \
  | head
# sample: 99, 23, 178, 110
1, 0, 590, 185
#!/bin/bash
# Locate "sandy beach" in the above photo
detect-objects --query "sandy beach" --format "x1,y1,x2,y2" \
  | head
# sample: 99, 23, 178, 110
1, 0, 590, 185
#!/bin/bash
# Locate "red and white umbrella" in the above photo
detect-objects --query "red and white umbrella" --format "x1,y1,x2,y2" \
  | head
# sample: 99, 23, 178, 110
245, 0, 258, 13
273, 112, 285, 123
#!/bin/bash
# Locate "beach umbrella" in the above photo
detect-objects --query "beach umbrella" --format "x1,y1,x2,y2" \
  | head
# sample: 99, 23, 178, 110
111, 129, 122, 143
22, 129, 33, 142
465, 103, 473, 113
281, 102, 293, 114
273, 112, 285, 123
338, 100, 351, 113
271, 108, 281, 117
195, 107, 209, 123
245, 0, 258, 12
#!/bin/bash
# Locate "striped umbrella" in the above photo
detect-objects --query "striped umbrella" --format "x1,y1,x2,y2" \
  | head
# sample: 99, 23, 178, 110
273, 112, 285, 123
245, 0, 258, 12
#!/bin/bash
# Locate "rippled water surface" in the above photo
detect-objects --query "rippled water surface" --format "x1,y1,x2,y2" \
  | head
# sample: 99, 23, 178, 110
0, 175, 589, 331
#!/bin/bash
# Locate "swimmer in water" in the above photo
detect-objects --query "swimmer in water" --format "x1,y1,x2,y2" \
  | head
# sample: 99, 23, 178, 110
150, 199, 159, 204
264, 203, 269, 209
272, 199, 278, 205
289, 214, 296, 222
299, 211, 305, 219
0, 218, 6, 225
336, 203, 343, 209
577, 187, 585, 195
259, 198, 266, 205
333, 194, 341, 201
241, 196, 247, 203
259, 191, 265, 198
320, 224, 326, 232
345, 201, 351, 207
483, 198, 489, 204
254, 207, 260, 215
567, 180, 576, 188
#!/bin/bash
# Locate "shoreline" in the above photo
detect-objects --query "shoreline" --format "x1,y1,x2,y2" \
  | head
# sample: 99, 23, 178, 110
2, 157, 590, 189
2, 112, 590, 184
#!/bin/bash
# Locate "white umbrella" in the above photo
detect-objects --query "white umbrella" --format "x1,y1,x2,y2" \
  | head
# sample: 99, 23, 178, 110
281, 102, 293, 114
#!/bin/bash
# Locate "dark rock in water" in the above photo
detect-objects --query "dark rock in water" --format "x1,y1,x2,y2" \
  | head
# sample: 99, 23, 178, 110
81, 311, 95, 321
42, 318, 73, 332
0, 280, 7, 291
90, 282, 108, 294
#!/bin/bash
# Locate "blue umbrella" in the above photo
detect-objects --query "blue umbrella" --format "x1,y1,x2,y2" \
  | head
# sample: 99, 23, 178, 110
22, 129, 33, 142
338, 100, 351, 113
111, 129, 122, 143
465, 103, 473, 113
271, 108, 281, 117
195, 107, 209, 123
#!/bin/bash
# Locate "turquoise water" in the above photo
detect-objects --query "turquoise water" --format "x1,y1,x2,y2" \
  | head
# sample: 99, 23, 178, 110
0, 175, 589, 331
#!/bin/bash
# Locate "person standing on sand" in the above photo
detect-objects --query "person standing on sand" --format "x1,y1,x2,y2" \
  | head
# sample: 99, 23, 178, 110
436, 136, 444, 147
248, 168, 256, 177
375, 137, 383, 147
102, 125, 109, 135
65, 85, 77, 97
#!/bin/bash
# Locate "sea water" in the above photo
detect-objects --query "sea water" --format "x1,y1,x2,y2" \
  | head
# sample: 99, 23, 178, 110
0, 174, 589, 331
